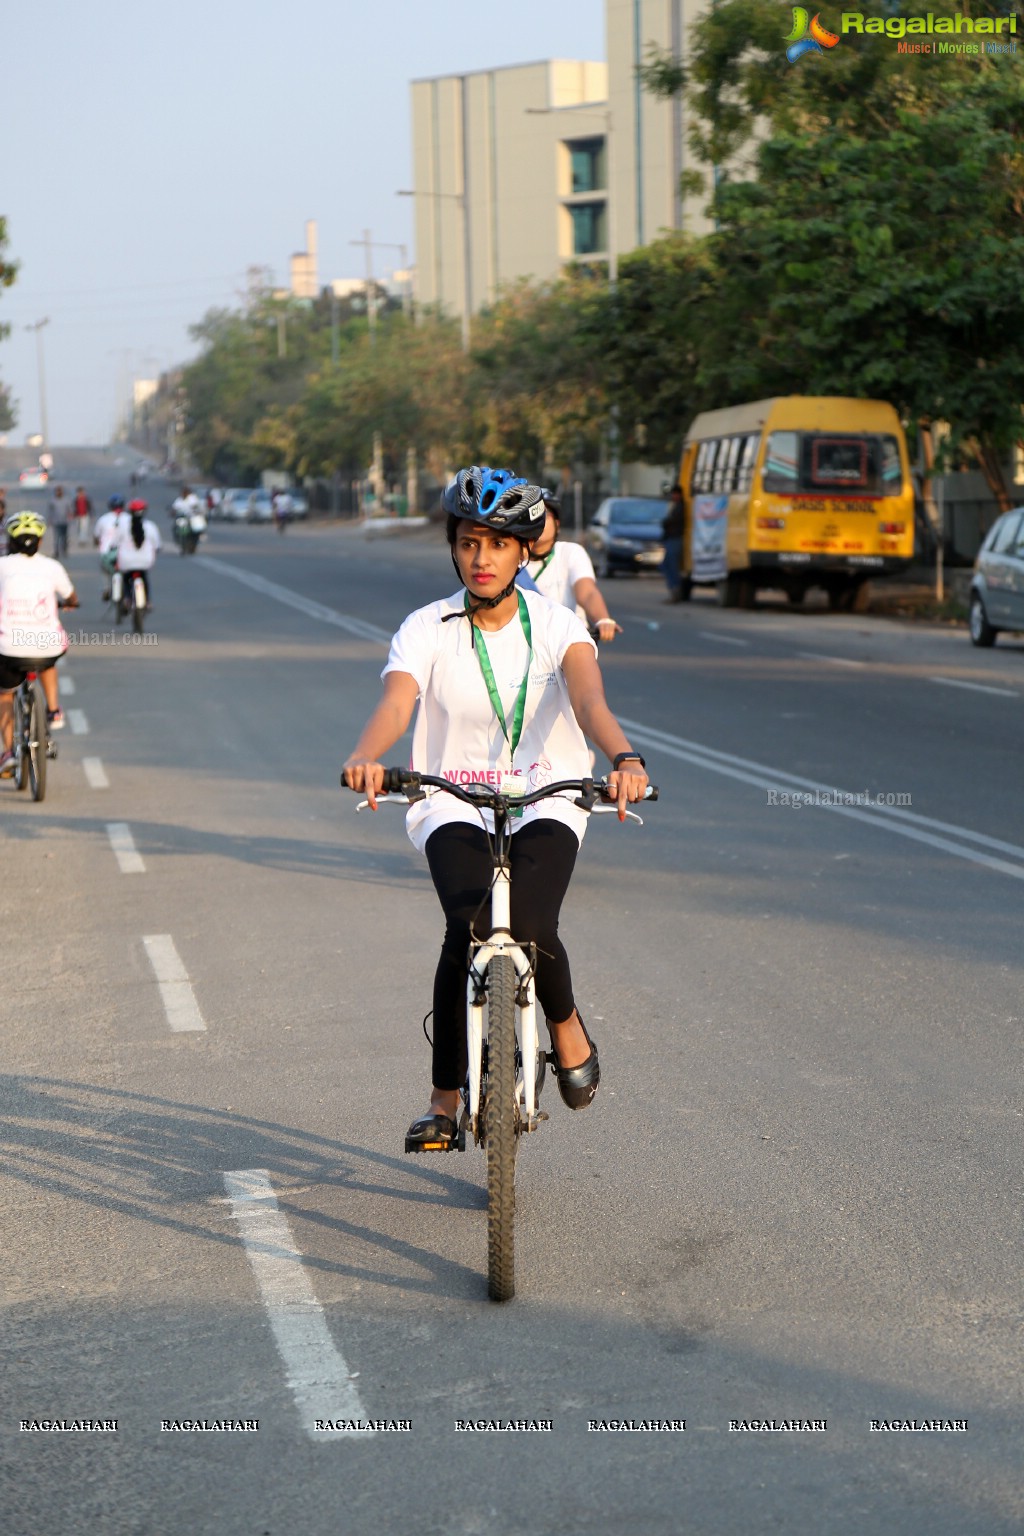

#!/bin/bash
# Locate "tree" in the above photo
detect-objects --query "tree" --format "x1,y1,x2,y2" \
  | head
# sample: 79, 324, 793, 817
0, 217, 19, 432
640, 0, 1024, 505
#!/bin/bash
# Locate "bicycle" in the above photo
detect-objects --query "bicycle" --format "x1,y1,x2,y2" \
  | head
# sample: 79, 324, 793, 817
12, 669, 57, 801
349, 769, 657, 1303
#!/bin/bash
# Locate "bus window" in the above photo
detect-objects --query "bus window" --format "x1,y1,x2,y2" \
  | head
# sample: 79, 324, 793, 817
702, 439, 723, 493
723, 436, 742, 492
764, 431, 904, 496
692, 440, 713, 493
712, 439, 732, 493
737, 433, 759, 493
763, 431, 798, 493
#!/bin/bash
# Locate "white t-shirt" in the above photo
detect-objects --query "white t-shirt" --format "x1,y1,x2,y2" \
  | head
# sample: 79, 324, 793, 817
0, 552, 74, 658
525, 540, 595, 617
115, 518, 162, 572
383, 586, 597, 853
94, 510, 127, 554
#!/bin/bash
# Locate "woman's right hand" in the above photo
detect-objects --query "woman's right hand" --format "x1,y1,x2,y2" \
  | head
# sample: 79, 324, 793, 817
342, 758, 385, 810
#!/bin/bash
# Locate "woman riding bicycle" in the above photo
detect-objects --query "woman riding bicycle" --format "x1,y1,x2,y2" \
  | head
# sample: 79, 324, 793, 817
0, 511, 78, 775
114, 498, 162, 608
342, 466, 649, 1150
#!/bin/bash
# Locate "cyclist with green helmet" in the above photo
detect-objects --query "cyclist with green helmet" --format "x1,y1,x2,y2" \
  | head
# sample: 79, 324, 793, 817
0, 511, 78, 775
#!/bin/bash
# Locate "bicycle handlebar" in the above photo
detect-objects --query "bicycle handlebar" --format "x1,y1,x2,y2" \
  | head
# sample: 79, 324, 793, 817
344, 767, 657, 811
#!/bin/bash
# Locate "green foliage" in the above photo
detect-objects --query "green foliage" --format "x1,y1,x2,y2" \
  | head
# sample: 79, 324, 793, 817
640, 0, 1024, 497
0, 216, 19, 429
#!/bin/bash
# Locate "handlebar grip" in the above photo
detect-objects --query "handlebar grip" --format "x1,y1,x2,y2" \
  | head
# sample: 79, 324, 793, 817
382, 766, 419, 794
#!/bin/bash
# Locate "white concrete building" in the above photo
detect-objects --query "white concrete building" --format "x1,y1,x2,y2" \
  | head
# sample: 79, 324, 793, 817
408, 0, 709, 326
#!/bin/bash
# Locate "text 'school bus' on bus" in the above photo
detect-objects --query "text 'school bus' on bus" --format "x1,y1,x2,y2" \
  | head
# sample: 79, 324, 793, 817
677, 397, 915, 611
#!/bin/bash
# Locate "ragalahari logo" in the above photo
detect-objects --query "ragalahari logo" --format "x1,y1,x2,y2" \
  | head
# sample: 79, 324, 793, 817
786, 7, 841, 61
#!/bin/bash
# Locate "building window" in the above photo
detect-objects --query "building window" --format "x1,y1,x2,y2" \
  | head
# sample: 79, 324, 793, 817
569, 202, 607, 255
568, 138, 606, 194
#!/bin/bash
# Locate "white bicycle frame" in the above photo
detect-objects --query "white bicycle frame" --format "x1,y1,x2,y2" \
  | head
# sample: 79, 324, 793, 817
465, 857, 540, 1134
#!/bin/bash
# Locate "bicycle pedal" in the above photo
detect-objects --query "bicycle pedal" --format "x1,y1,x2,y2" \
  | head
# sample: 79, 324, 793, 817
404, 1131, 466, 1154
46, 743, 58, 760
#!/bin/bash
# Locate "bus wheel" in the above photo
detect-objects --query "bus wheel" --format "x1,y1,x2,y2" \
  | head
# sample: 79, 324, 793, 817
719, 574, 753, 608
787, 588, 806, 607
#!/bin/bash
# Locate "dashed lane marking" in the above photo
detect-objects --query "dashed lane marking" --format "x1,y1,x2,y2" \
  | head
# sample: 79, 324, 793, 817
83, 757, 109, 789
61, 675, 75, 696
796, 651, 865, 668
68, 709, 90, 734
142, 935, 207, 1033
698, 631, 749, 647
106, 822, 145, 874
223, 1170, 372, 1439
930, 676, 1018, 699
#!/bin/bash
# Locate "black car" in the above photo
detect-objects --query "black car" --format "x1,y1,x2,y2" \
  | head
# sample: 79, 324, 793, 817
968, 507, 1024, 646
585, 497, 666, 577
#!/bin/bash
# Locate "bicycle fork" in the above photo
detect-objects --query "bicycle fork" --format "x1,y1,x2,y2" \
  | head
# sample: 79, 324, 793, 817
466, 859, 543, 1138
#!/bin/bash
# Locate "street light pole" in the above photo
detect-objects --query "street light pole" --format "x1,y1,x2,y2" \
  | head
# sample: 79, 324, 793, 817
25, 318, 50, 447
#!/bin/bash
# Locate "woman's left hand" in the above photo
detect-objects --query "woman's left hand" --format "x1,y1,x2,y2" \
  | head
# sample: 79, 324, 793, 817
605, 764, 649, 821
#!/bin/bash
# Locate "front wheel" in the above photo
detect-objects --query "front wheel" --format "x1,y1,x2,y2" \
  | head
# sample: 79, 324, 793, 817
968, 593, 996, 647
13, 689, 29, 792
484, 954, 518, 1303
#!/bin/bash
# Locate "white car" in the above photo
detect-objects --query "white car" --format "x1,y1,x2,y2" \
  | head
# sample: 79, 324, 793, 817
19, 467, 49, 489
220, 488, 255, 522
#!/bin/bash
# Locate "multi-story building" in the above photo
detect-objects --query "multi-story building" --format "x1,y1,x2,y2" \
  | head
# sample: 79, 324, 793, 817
408, 0, 708, 328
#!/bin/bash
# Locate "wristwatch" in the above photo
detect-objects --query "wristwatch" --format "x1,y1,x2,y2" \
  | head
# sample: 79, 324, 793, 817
612, 751, 646, 770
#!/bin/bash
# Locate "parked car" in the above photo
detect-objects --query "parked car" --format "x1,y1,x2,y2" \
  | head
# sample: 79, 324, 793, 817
288, 492, 309, 520
246, 489, 273, 523
18, 467, 48, 489
968, 507, 1024, 646
220, 488, 255, 522
585, 496, 666, 577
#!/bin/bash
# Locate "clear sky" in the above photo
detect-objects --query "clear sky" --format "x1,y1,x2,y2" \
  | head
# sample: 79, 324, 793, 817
2, 0, 605, 446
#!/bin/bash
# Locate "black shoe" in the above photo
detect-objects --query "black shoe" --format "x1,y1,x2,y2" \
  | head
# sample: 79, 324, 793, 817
405, 1112, 464, 1154
549, 1015, 600, 1110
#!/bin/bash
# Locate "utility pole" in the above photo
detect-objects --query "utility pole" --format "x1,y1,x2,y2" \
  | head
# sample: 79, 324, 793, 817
350, 230, 378, 343
25, 319, 50, 447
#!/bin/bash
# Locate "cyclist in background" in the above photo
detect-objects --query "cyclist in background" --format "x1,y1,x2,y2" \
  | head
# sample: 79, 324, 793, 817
0, 511, 78, 774
114, 499, 162, 608
93, 495, 129, 601
342, 466, 648, 1150
519, 490, 621, 642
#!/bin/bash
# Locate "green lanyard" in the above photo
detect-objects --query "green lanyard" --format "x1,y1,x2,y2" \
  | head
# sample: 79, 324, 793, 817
468, 590, 533, 762
530, 549, 556, 579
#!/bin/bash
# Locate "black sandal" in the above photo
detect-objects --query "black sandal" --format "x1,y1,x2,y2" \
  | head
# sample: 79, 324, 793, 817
549, 1015, 600, 1111
405, 1112, 464, 1154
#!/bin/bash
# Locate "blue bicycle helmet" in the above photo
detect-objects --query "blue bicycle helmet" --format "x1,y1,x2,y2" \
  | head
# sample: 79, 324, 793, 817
108, 495, 125, 510
441, 466, 488, 519
473, 468, 546, 538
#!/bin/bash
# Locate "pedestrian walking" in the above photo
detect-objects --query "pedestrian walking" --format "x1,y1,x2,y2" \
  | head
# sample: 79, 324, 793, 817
49, 485, 70, 559
73, 485, 93, 546
661, 483, 685, 603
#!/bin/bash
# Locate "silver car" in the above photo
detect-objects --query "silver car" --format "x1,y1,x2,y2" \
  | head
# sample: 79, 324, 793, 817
968, 508, 1024, 646
220, 488, 255, 522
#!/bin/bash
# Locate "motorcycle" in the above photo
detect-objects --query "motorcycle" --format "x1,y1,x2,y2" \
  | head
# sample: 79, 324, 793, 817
174, 509, 207, 555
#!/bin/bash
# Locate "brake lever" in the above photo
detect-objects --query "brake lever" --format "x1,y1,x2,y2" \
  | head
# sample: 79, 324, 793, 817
589, 805, 644, 825
356, 794, 411, 813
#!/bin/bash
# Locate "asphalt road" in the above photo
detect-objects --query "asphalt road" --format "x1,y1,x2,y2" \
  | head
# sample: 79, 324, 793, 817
2, 452, 1022, 1536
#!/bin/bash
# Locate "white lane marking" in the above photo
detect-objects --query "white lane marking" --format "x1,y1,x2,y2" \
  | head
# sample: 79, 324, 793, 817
61, 675, 75, 696
83, 757, 109, 789
68, 709, 90, 734
197, 557, 392, 645
223, 1170, 371, 1439
106, 822, 145, 874
698, 631, 749, 647
930, 676, 1018, 699
617, 715, 1024, 882
797, 651, 865, 668
142, 935, 207, 1033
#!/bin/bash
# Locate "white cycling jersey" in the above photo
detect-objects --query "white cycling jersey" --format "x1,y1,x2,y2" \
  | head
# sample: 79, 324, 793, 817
383, 586, 596, 854
524, 540, 595, 618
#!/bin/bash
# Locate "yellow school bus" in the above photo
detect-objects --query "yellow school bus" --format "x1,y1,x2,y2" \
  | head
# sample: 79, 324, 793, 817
677, 397, 915, 610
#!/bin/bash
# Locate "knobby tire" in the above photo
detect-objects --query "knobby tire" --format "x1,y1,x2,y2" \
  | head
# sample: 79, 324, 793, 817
28, 682, 46, 802
14, 690, 29, 792
484, 954, 518, 1302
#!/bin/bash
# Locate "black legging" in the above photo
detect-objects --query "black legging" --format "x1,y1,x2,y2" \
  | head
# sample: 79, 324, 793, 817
424, 819, 579, 1090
